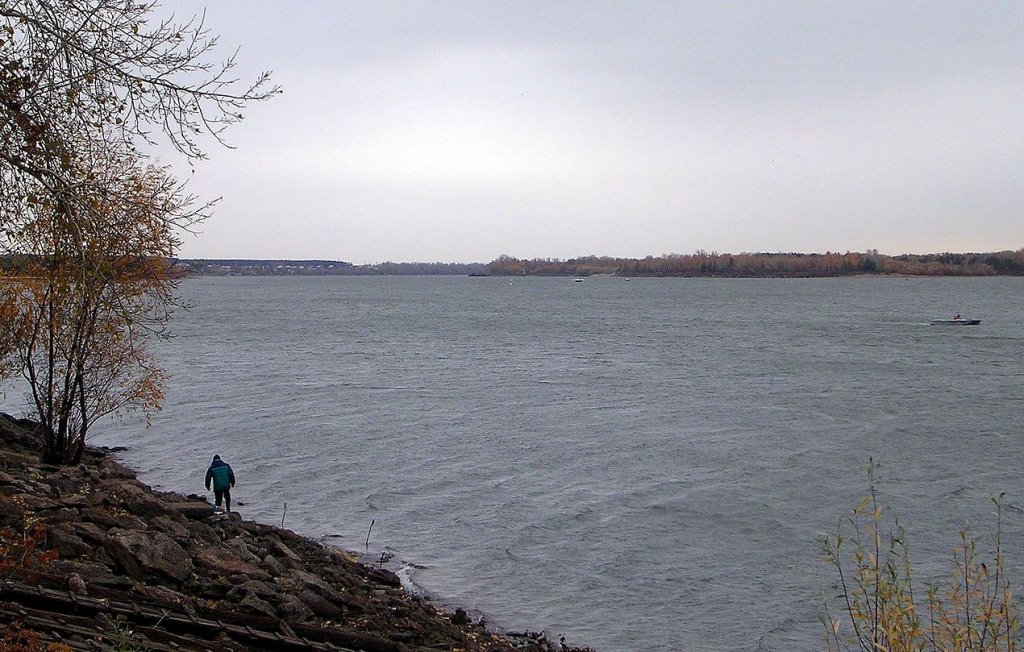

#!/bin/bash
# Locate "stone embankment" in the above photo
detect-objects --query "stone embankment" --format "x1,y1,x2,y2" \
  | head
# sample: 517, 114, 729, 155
0, 414, 591, 651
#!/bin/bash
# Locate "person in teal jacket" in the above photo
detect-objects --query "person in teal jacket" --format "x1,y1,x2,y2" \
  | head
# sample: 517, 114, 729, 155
205, 454, 236, 513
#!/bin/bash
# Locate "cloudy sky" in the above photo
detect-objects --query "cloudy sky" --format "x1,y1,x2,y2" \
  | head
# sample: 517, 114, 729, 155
155, 1, 1024, 263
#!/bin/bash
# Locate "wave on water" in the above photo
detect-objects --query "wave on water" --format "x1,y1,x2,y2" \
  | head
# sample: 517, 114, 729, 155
82, 276, 1024, 652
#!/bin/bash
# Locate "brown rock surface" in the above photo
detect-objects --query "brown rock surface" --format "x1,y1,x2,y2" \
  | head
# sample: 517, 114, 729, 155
0, 413, 592, 651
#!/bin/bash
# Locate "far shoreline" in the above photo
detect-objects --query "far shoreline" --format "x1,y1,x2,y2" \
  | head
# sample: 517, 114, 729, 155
172, 248, 1024, 279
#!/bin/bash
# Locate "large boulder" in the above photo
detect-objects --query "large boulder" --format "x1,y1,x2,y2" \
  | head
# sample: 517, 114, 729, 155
238, 591, 277, 618
284, 568, 365, 616
80, 506, 146, 530
278, 593, 314, 623
296, 588, 344, 619
191, 541, 267, 581
70, 521, 110, 546
174, 501, 216, 521
97, 458, 137, 480
0, 413, 42, 450
224, 536, 262, 565
149, 516, 192, 543
47, 526, 92, 558
102, 481, 174, 519
105, 528, 194, 584
261, 554, 288, 577
50, 559, 134, 590
264, 534, 304, 569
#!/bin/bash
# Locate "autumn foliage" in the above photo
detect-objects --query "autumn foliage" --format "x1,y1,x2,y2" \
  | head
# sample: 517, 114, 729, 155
821, 461, 1018, 651
0, 1, 274, 464
0, 156, 187, 464
485, 249, 1024, 278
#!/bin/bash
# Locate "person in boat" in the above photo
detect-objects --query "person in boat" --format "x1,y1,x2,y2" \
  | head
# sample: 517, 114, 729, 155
205, 454, 236, 513
954, 313, 961, 320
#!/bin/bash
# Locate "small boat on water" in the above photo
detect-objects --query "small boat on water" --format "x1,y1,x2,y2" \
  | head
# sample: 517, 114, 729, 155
930, 317, 981, 325
573, 277, 584, 282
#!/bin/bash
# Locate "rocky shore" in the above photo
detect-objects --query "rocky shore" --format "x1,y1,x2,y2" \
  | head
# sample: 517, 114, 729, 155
0, 414, 592, 651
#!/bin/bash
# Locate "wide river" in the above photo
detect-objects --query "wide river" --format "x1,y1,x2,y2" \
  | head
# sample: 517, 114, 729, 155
66, 275, 1024, 650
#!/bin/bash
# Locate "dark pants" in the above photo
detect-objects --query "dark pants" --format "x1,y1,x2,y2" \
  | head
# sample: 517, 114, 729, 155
214, 488, 231, 509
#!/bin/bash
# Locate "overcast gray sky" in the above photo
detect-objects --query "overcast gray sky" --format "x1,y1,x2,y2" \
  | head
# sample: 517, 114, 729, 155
157, 1, 1024, 263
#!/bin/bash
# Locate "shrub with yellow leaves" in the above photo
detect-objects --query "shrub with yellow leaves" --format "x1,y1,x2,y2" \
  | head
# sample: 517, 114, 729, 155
821, 459, 1018, 651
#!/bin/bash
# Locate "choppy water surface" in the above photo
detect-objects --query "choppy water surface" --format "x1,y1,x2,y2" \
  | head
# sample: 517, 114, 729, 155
81, 276, 1023, 650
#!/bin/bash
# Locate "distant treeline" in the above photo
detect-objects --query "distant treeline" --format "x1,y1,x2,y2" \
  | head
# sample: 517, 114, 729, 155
483, 249, 1024, 277
178, 259, 487, 276
11, 252, 1024, 278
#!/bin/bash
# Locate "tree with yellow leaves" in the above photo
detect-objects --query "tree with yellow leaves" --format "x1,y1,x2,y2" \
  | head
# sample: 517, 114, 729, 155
0, 1, 274, 463
1, 148, 195, 464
